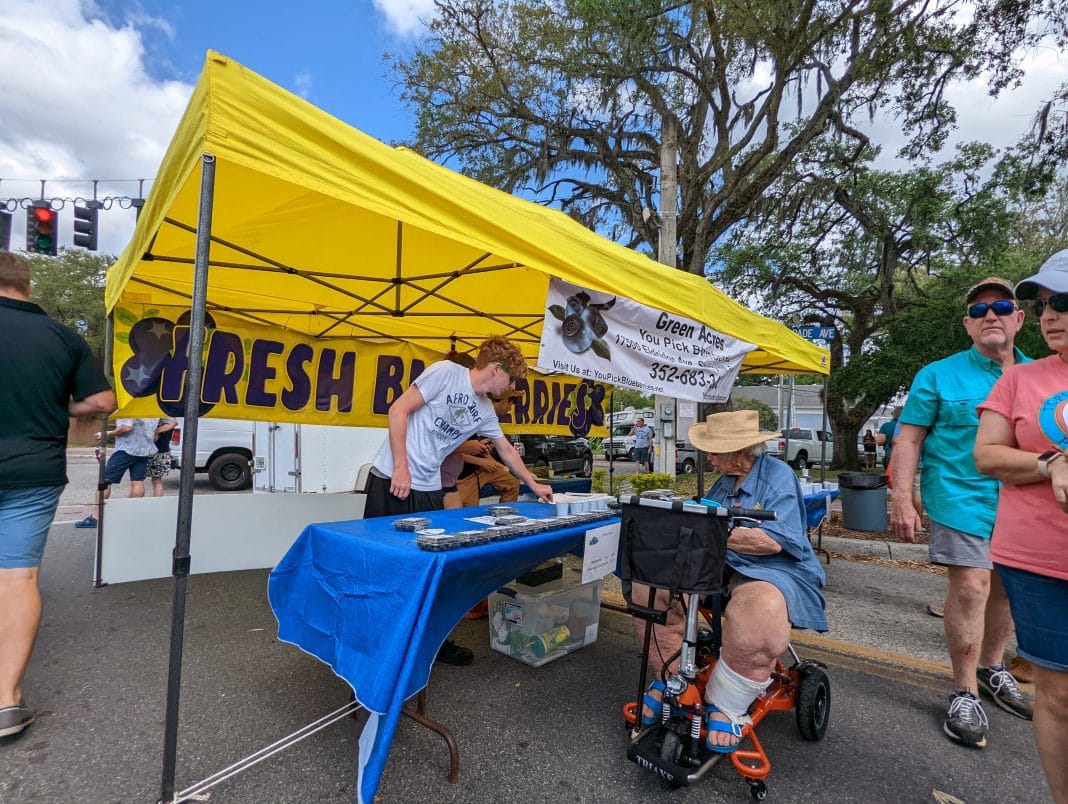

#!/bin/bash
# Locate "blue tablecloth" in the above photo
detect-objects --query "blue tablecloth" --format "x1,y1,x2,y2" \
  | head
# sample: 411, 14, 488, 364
803, 489, 840, 529
268, 502, 617, 804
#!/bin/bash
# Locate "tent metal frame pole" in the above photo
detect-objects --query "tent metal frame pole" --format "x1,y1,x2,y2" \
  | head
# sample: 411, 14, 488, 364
94, 313, 115, 587
607, 388, 615, 495
815, 386, 831, 564
160, 153, 216, 804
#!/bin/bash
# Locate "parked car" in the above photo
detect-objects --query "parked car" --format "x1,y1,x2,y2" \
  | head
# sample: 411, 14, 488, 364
171, 418, 255, 491
764, 427, 833, 470
509, 434, 594, 477
675, 441, 713, 474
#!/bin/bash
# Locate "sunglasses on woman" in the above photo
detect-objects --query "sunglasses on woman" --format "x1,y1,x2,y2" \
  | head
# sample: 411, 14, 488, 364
1032, 294, 1068, 316
966, 300, 1018, 318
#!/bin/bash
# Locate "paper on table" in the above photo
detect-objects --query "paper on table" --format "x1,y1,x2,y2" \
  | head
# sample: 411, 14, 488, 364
581, 522, 620, 584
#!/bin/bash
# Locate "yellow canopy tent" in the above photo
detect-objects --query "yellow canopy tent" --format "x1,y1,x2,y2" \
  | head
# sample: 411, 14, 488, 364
100, 52, 830, 801
104, 51, 828, 422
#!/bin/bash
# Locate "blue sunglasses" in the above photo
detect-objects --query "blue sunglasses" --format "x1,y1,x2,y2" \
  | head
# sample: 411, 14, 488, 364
967, 300, 1017, 319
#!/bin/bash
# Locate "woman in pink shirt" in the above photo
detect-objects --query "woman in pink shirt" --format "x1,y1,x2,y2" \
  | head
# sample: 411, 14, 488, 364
975, 250, 1068, 804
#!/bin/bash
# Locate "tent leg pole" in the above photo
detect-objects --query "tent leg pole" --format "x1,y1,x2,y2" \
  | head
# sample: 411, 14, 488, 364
160, 153, 216, 804
607, 388, 615, 495
93, 314, 115, 588
817, 388, 830, 564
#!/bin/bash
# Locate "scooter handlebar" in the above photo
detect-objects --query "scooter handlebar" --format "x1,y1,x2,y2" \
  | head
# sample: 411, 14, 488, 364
727, 507, 777, 522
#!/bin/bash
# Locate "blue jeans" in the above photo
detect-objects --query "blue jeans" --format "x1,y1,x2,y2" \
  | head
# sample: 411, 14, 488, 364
0, 485, 64, 568
996, 563, 1068, 671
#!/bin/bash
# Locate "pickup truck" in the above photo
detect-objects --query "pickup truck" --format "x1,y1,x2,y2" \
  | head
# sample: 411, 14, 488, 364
764, 427, 833, 470
602, 425, 638, 460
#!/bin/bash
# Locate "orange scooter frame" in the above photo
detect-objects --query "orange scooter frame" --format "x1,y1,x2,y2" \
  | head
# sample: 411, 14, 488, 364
622, 602, 831, 800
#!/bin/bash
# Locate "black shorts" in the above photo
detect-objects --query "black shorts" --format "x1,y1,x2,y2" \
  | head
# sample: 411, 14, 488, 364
363, 472, 445, 518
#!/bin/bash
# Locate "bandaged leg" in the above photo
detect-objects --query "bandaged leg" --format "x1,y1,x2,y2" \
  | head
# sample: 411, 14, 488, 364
705, 658, 772, 719
704, 659, 772, 750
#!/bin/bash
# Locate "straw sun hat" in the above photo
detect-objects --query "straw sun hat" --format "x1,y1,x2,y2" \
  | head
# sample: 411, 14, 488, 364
688, 410, 780, 455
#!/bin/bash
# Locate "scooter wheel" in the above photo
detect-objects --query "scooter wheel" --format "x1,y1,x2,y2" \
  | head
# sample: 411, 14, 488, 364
659, 730, 681, 764
795, 666, 831, 741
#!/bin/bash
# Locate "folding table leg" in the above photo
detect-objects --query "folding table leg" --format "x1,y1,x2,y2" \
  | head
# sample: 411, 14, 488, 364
403, 689, 460, 784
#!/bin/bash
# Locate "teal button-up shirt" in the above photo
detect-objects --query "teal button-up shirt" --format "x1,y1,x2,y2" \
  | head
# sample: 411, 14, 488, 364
901, 346, 1030, 539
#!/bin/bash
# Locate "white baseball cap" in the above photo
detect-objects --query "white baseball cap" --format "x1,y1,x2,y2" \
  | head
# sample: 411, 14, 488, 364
1015, 249, 1068, 300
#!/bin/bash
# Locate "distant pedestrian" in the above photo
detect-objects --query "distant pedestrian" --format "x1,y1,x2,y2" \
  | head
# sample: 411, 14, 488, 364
76, 418, 160, 528
631, 417, 655, 473
877, 406, 901, 469
148, 418, 178, 497
0, 251, 115, 739
862, 429, 877, 468
891, 277, 1032, 750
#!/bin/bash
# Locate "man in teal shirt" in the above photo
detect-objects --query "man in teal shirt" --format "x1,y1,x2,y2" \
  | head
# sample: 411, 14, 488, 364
892, 277, 1032, 749
877, 407, 900, 469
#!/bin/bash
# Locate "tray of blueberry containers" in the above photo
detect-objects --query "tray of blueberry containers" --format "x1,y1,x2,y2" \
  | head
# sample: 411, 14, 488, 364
401, 497, 618, 551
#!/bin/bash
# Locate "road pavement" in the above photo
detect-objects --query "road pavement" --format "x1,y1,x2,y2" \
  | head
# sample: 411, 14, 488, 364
0, 454, 1046, 803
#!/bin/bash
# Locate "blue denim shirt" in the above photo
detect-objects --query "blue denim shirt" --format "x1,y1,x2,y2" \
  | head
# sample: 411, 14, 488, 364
706, 453, 827, 631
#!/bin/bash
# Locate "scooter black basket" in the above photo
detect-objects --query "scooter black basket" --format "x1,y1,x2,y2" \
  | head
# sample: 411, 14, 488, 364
618, 496, 730, 614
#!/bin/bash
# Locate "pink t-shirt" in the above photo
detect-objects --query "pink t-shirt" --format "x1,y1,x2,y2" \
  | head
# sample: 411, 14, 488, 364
977, 355, 1068, 582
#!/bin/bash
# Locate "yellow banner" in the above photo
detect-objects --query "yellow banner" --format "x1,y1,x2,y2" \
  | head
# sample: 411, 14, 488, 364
111, 302, 608, 436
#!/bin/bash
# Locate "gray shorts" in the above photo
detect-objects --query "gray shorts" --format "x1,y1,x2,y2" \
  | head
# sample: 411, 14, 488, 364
928, 521, 992, 569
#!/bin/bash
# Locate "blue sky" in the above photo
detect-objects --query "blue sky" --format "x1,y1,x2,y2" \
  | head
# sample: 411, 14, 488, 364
0, 0, 435, 253
1, 0, 1065, 257
91, 0, 422, 144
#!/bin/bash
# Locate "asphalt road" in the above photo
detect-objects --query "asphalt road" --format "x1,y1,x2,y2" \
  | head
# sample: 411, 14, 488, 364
0, 455, 1047, 803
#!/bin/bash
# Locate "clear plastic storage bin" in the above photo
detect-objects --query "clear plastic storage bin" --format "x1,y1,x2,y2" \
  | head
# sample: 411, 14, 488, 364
488, 575, 601, 667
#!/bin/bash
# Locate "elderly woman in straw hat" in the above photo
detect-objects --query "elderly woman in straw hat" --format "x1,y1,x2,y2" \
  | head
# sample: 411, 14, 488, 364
637, 410, 827, 753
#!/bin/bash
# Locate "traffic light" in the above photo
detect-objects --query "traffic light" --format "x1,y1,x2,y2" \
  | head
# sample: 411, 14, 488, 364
0, 211, 11, 251
26, 203, 58, 255
73, 201, 102, 251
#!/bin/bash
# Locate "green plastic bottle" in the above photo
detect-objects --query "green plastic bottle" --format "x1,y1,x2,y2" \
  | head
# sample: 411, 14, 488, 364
529, 625, 570, 658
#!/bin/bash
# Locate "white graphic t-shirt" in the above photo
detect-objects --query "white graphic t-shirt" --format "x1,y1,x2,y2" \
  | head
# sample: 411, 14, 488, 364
372, 361, 504, 491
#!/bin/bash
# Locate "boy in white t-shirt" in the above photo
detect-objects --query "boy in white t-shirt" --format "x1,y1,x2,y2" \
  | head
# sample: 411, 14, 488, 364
364, 335, 554, 664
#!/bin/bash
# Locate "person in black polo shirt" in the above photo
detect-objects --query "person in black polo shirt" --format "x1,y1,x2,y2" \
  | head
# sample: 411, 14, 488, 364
0, 252, 115, 739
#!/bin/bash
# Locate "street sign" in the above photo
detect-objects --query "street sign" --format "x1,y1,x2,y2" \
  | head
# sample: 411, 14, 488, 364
792, 325, 836, 342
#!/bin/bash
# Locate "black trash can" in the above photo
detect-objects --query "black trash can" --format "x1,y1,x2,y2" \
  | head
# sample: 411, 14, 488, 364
837, 472, 888, 532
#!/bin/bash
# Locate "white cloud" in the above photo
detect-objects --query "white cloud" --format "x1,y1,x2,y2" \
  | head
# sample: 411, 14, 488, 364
293, 71, 314, 100
0, 0, 191, 255
869, 44, 1068, 169
371, 0, 436, 37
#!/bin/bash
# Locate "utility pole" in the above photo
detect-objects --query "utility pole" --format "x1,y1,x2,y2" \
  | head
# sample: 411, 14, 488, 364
654, 116, 678, 476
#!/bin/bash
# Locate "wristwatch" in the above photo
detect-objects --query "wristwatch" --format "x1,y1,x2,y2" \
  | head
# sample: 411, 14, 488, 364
1037, 450, 1065, 479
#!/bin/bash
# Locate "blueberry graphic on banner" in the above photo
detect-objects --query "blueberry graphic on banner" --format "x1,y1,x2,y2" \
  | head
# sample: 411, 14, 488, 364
550, 293, 613, 359
566, 381, 606, 437
119, 317, 175, 397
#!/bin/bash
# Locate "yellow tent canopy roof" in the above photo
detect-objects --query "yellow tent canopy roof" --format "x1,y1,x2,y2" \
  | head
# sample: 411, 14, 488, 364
105, 51, 829, 376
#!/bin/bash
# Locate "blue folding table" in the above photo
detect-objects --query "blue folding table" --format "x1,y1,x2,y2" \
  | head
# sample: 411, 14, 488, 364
268, 502, 618, 804
803, 488, 840, 563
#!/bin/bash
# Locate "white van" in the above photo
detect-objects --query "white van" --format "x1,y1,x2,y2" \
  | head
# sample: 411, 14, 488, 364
171, 419, 255, 491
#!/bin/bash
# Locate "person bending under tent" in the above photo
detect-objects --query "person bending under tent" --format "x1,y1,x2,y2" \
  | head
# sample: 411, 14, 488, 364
364, 336, 553, 665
